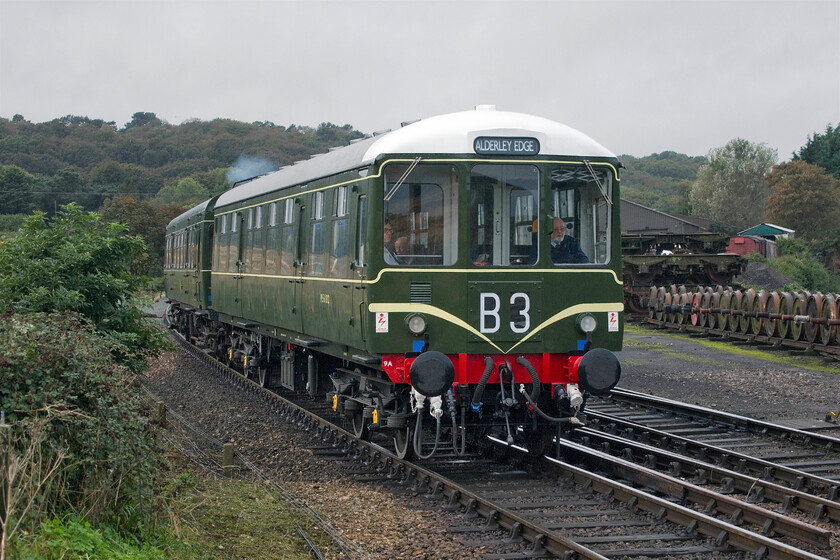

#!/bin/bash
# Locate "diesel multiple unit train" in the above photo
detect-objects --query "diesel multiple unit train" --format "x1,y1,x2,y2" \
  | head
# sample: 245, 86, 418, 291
164, 107, 624, 459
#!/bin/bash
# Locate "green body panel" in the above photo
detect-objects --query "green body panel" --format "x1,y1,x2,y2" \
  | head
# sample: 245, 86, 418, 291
363, 268, 623, 356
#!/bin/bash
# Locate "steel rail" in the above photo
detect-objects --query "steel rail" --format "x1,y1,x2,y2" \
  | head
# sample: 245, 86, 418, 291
572, 426, 840, 524
557, 431, 832, 549
583, 408, 840, 501
539, 444, 828, 560
608, 388, 840, 452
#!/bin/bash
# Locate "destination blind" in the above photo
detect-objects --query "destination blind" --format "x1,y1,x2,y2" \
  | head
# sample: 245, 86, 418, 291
473, 136, 540, 156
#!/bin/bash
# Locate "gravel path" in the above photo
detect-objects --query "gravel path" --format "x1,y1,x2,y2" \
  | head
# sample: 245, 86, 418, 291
143, 325, 840, 558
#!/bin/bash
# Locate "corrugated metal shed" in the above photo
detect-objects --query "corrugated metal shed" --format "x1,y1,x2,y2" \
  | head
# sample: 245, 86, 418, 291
620, 199, 709, 235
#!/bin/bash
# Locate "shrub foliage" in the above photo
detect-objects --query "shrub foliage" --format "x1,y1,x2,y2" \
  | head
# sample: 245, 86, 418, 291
0, 203, 168, 372
0, 312, 159, 537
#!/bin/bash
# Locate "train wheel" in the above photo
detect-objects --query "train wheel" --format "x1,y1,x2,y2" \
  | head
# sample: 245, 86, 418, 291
717, 290, 731, 331
255, 365, 268, 387
739, 289, 755, 334
654, 287, 666, 321
823, 294, 838, 346
647, 287, 658, 319
728, 290, 742, 333
764, 292, 780, 337
523, 428, 554, 457
804, 293, 823, 344
778, 292, 793, 339
393, 426, 413, 459
790, 292, 809, 341
351, 410, 370, 440
707, 292, 719, 329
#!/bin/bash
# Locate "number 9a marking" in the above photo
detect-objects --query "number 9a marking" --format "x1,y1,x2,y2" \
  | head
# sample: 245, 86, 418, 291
480, 292, 530, 334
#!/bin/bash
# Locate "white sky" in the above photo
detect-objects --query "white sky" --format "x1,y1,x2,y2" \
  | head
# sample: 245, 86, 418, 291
1, 0, 838, 159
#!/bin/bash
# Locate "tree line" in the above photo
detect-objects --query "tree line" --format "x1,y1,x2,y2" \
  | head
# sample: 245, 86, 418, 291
0, 112, 365, 276
0, 112, 364, 214
0, 113, 837, 273
620, 126, 839, 273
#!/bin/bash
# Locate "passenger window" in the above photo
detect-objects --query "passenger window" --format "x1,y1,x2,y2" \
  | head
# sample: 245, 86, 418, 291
550, 165, 612, 265
469, 164, 539, 266
279, 199, 296, 275
330, 217, 349, 277
266, 205, 278, 274
309, 192, 326, 275
251, 206, 265, 273
356, 195, 367, 268
383, 163, 457, 266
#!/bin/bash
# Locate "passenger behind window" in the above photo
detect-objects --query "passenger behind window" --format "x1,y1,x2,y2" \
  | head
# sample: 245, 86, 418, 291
550, 217, 588, 264
383, 219, 400, 265
394, 236, 411, 265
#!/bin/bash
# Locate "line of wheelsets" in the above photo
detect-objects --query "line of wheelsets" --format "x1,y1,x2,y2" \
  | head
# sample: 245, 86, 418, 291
645, 285, 840, 349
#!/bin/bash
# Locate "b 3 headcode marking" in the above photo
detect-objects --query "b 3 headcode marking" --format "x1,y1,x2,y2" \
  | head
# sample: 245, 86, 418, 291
480, 292, 531, 334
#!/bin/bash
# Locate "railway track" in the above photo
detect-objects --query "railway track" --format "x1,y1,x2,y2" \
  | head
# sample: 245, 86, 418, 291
160, 326, 837, 559
585, 389, 840, 509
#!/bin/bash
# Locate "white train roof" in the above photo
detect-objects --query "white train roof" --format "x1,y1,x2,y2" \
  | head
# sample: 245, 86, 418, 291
216, 107, 615, 209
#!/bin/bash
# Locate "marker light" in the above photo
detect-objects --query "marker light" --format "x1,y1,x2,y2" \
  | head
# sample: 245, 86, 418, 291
406, 314, 427, 334
577, 313, 597, 334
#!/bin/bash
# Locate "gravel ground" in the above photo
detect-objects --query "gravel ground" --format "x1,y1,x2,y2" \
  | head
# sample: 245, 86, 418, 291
144, 351, 487, 560
142, 324, 840, 558
619, 323, 840, 430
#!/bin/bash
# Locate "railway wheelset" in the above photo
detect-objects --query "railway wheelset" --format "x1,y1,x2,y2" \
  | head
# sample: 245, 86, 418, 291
646, 285, 840, 348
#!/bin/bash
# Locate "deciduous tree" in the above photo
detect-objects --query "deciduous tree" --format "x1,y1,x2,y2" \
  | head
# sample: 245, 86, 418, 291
0, 165, 37, 215
688, 138, 777, 232
153, 177, 208, 208
99, 195, 183, 276
766, 160, 840, 240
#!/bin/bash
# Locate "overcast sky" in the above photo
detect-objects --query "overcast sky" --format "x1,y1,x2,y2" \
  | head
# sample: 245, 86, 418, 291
1, 0, 838, 160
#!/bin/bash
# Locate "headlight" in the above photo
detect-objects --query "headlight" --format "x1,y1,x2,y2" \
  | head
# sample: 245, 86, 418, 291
406, 314, 427, 334
577, 313, 597, 334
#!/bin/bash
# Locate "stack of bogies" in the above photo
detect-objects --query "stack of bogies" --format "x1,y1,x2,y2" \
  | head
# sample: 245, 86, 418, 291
647, 285, 840, 347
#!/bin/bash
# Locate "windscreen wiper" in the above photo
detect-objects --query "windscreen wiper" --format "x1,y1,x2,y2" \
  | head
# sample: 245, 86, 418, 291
583, 160, 612, 206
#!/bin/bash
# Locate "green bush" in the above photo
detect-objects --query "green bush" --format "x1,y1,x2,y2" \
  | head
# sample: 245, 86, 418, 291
0, 312, 160, 537
773, 238, 840, 293
9, 515, 193, 560
0, 203, 169, 372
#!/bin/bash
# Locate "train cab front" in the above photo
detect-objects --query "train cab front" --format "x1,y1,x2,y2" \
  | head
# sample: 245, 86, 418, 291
356, 113, 624, 458
382, 298, 621, 458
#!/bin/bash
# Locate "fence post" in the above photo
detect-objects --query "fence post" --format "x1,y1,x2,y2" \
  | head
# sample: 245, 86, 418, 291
156, 402, 166, 426
1, 419, 10, 548
223, 443, 234, 477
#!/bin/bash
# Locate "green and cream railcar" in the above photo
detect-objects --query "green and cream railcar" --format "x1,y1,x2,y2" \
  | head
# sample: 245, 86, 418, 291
163, 196, 218, 335
166, 107, 624, 458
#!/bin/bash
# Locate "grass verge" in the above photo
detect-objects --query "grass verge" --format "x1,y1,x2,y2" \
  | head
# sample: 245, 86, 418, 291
625, 323, 840, 374
8, 448, 338, 560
